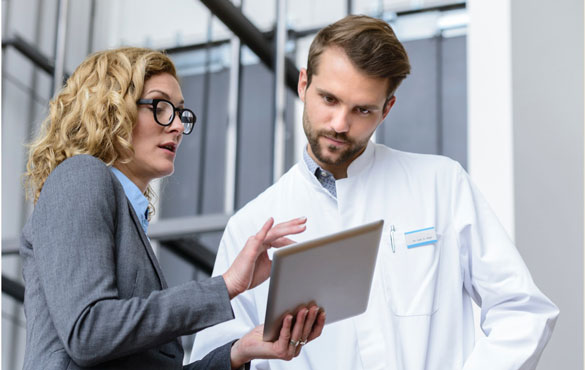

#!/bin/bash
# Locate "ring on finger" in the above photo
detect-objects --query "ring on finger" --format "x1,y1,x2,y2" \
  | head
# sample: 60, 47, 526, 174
290, 339, 300, 347
300, 338, 308, 345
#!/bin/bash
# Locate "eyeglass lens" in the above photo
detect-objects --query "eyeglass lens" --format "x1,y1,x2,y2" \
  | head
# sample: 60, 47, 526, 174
155, 100, 195, 134
180, 110, 195, 134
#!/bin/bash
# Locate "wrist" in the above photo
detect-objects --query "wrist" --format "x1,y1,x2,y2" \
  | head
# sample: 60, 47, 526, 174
222, 272, 239, 300
230, 339, 249, 369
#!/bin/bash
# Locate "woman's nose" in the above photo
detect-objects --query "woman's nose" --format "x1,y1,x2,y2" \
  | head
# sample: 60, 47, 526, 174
168, 112, 185, 134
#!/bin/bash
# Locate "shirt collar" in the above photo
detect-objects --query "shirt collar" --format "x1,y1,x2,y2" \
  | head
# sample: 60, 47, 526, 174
110, 167, 149, 234
302, 140, 376, 178
303, 147, 337, 198
303, 147, 323, 178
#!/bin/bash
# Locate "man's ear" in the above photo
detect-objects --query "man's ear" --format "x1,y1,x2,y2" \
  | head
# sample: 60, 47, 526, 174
382, 95, 397, 120
298, 68, 308, 102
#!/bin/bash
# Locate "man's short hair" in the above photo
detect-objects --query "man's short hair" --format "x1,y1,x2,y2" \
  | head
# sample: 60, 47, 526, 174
306, 15, 411, 100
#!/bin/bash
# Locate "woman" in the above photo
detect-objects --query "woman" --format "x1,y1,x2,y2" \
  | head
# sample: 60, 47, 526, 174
21, 47, 324, 369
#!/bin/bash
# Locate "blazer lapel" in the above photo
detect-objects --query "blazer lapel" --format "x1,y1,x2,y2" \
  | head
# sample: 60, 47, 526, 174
126, 199, 168, 289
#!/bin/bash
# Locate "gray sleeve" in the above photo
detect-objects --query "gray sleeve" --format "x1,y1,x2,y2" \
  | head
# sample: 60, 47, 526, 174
183, 341, 236, 370
31, 155, 234, 367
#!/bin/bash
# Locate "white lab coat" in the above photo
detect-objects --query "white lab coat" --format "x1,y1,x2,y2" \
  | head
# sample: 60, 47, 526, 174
191, 142, 558, 370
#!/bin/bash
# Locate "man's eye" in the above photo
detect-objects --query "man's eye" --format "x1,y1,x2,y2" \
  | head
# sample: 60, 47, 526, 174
323, 95, 335, 104
357, 107, 370, 115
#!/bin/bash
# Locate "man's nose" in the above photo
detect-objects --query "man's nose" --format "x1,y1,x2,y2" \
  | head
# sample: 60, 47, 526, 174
330, 109, 350, 133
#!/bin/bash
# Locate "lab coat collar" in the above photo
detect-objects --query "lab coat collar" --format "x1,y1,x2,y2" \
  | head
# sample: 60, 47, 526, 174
346, 140, 376, 178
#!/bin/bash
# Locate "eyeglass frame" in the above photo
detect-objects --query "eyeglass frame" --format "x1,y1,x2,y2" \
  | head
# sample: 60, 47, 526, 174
136, 98, 197, 135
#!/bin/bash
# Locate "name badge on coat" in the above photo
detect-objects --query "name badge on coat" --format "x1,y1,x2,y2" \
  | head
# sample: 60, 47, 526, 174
404, 227, 437, 248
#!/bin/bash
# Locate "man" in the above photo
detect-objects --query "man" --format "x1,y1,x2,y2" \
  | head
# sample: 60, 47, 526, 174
191, 15, 558, 369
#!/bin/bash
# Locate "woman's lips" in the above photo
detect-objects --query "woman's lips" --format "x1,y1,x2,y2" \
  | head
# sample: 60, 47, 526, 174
158, 146, 177, 157
159, 142, 177, 153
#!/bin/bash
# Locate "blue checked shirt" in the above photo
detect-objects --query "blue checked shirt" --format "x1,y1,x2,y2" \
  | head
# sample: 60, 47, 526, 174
303, 147, 337, 198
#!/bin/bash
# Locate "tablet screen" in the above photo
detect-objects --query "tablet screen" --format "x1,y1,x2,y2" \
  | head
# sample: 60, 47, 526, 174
263, 219, 384, 341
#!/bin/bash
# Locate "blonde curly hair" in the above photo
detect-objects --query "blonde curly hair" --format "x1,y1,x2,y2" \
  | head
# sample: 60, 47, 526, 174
25, 47, 177, 207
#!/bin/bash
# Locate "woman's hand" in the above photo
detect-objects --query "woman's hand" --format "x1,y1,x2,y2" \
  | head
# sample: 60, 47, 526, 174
229, 305, 326, 369
223, 217, 307, 299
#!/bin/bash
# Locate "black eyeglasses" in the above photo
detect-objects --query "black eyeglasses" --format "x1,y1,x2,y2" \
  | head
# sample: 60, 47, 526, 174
137, 99, 196, 135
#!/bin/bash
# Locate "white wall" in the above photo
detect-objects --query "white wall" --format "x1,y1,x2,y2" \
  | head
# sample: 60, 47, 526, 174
468, 0, 584, 368
467, 0, 515, 238
511, 0, 584, 368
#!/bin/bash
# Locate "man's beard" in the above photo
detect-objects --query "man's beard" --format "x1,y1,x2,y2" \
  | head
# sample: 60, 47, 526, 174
302, 109, 369, 166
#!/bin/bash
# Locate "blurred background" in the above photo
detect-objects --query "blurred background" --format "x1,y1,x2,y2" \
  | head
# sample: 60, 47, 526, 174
1, 0, 583, 368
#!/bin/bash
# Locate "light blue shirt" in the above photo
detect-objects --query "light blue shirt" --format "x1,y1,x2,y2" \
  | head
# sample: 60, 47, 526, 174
110, 167, 149, 235
303, 147, 337, 198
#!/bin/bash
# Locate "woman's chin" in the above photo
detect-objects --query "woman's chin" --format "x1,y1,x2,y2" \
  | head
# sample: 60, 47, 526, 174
160, 168, 175, 178
153, 165, 175, 180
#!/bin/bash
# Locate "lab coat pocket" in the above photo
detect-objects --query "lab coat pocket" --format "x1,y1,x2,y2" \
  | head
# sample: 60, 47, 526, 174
382, 229, 440, 316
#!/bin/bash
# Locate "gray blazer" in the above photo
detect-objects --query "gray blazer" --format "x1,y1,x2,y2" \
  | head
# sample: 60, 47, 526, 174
20, 155, 236, 370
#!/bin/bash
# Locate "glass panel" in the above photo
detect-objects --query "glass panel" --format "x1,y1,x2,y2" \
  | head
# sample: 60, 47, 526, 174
286, 0, 346, 31
92, 0, 211, 50
242, 0, 276, 32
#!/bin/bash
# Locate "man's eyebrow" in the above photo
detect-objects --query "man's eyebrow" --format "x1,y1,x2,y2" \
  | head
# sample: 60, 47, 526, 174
315, 88, 337, 98
356, 103, 382, 111
315, 88, 381, 111
315, 87, 339, 100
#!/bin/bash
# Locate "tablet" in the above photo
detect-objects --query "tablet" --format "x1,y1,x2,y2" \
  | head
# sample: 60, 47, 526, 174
262, 219, 384, 341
